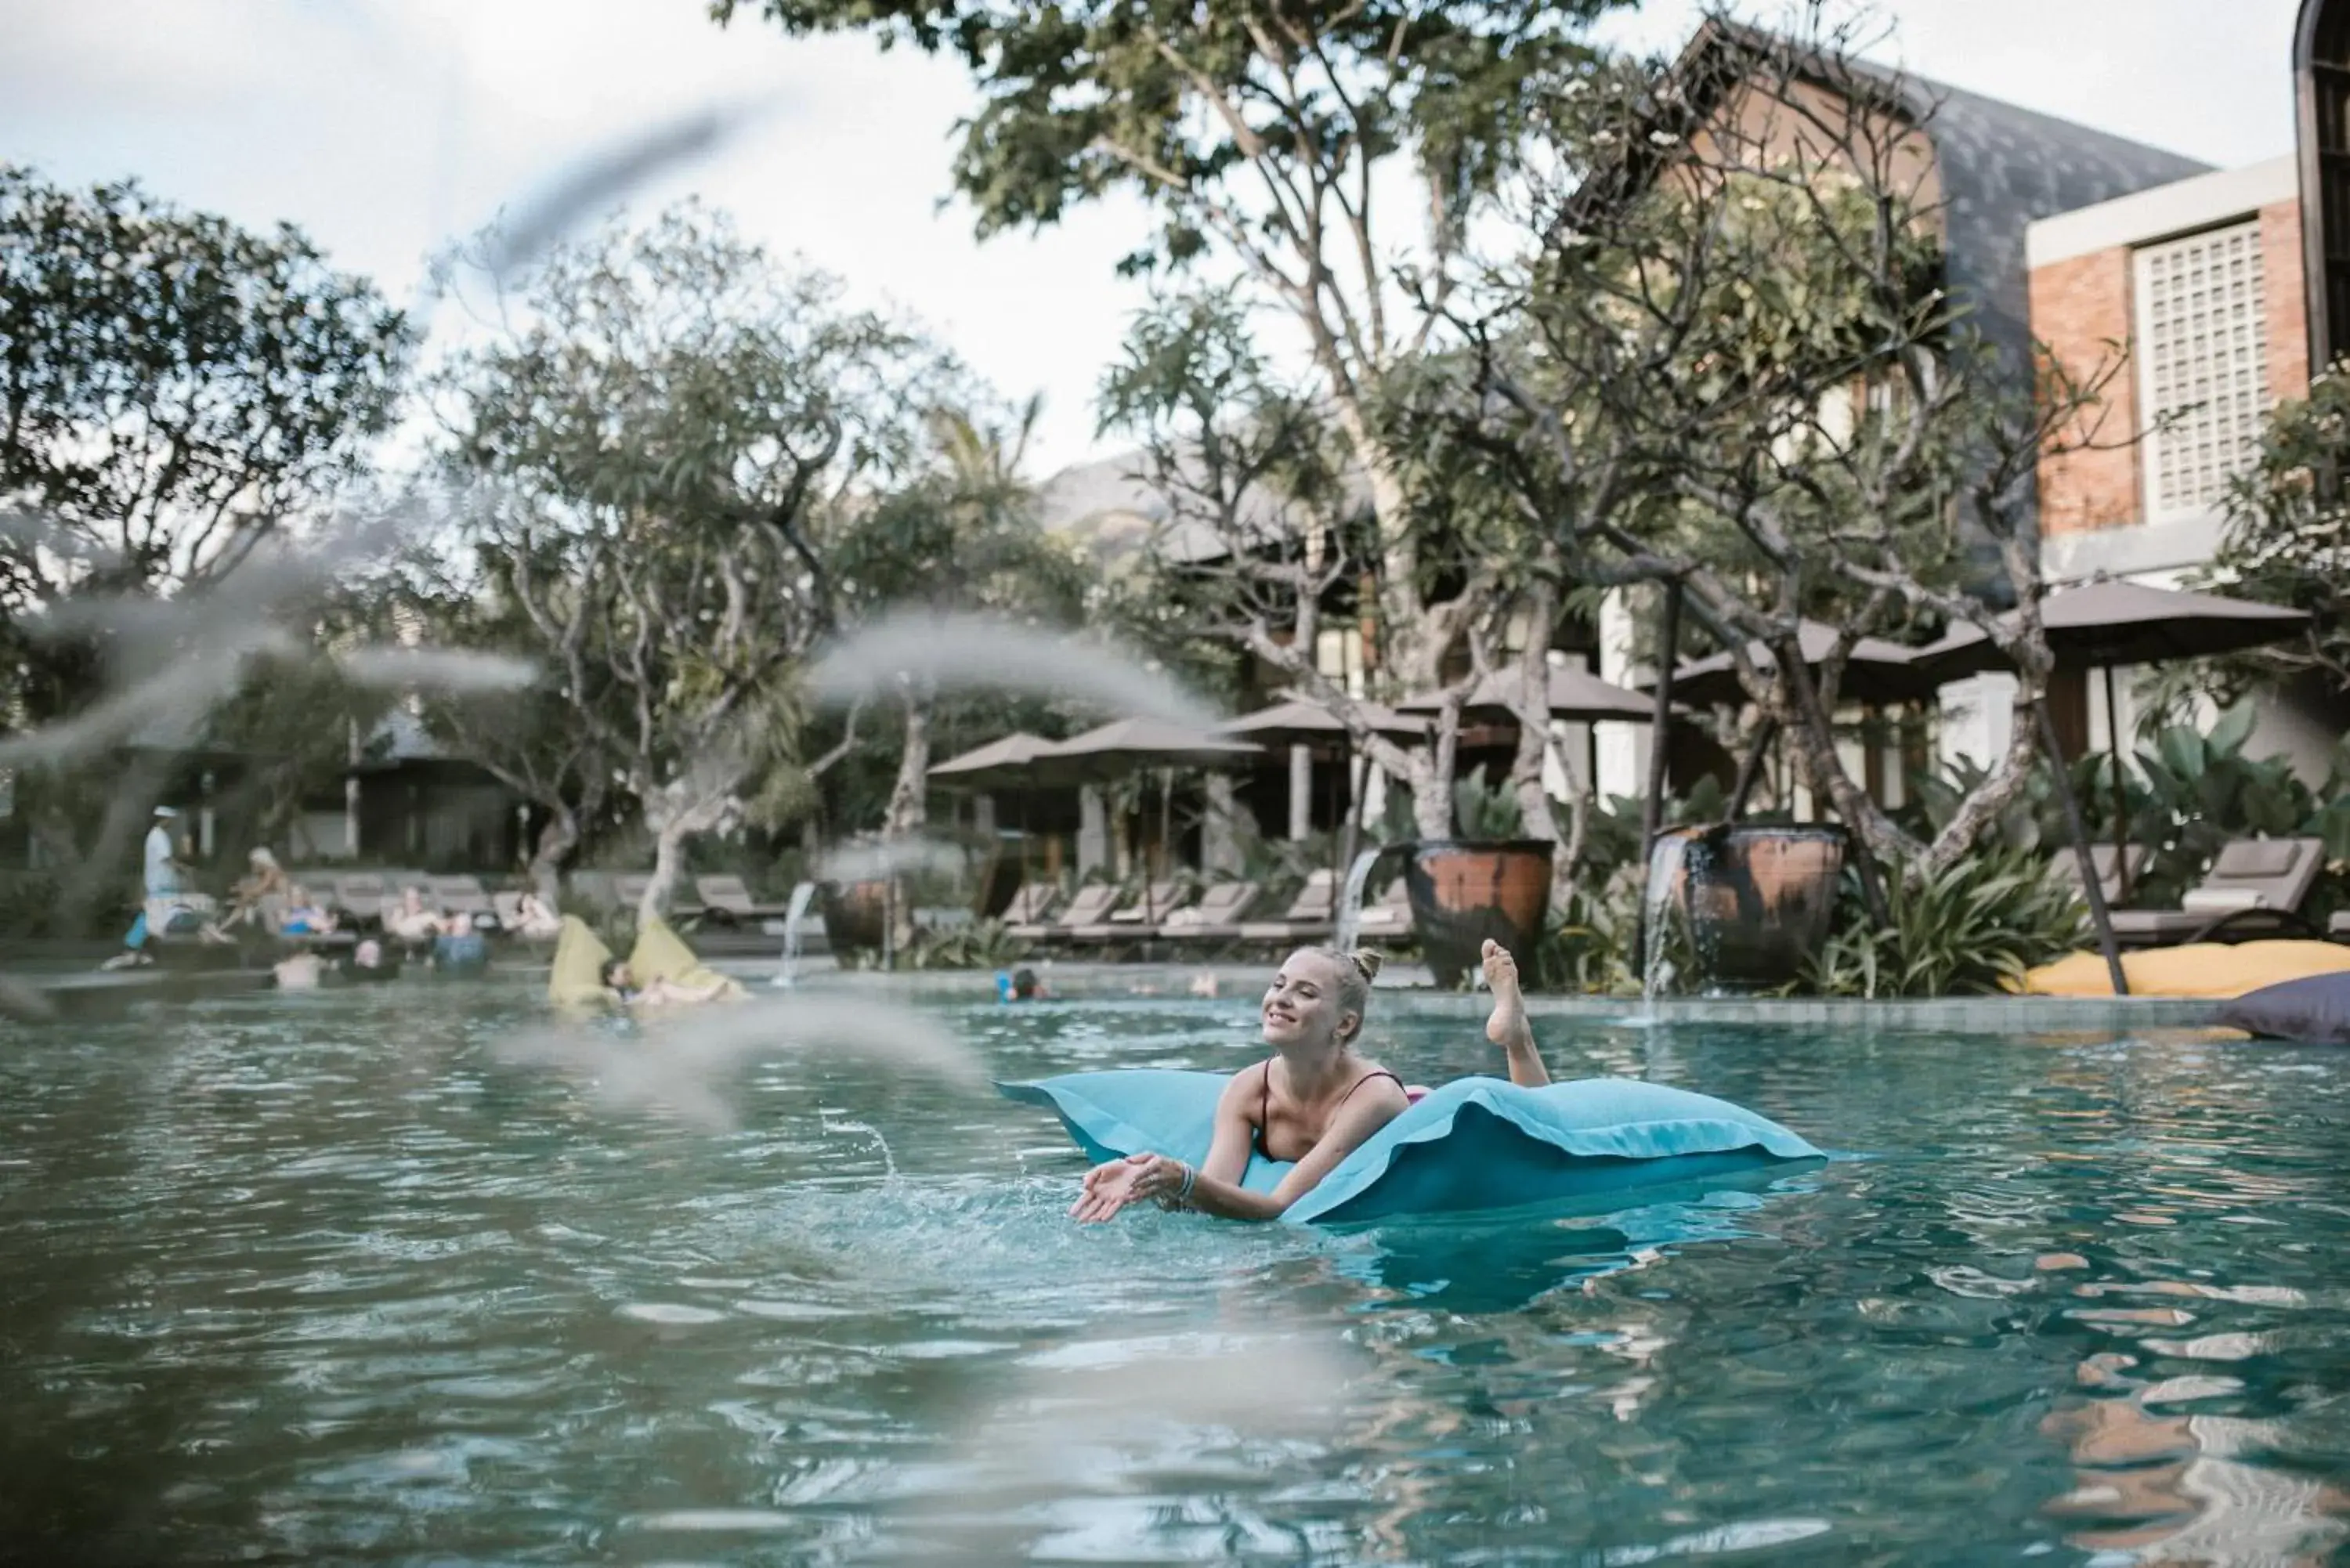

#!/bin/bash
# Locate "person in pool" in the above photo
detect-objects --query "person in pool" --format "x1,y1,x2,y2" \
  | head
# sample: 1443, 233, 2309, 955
598, 957, 731, 1009
1071, 938, 1552, 1224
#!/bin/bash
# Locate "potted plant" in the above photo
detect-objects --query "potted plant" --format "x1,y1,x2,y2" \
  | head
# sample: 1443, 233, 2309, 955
1400, 764, 1555, 989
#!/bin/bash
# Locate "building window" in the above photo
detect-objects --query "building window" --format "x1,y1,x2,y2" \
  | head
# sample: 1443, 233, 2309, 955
2134, 220, 2270, 522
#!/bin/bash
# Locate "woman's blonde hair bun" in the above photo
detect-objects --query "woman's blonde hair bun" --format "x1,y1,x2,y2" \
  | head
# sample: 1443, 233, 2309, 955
1348, 949, 1383, 983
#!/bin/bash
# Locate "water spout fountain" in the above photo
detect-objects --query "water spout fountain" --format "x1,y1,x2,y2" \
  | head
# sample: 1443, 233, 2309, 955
1638, 824, 1848, 995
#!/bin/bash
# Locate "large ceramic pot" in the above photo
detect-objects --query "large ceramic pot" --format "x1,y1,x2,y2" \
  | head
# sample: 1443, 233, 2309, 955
820, 879, 888, 954
1402, 839, 1555, 989
1651, 823, 1846, 992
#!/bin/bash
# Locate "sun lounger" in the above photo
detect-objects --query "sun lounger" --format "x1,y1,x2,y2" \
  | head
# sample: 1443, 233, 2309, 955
429, 875, 496, 916
607, 874, 701, 918
2333, 910, 2350, 941
1066, 881, 1194, 948
1009, 883, 1119, 943
331, 873, 391, 923
1111, 880, 1186, 923
996, 882, 1059, 926
566, 869, 618, 911
2049, 844, 2151, 909
1160, 880, 1264, 943
695, 874, 792, 921
2109, 836, 2325, 946
1238, 868, 1340, 944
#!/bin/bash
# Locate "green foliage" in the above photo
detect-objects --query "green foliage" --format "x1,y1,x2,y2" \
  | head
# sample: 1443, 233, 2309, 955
421, 204, 956, 874
0, 871, 66, 938
1809, 847, 2088, 999
718, 1, 1624, 275
1540, 880, 1638, 995
2193, 369, 2350, 699
1451, 764, 1523, 840
0, 165, 409, 627
901, 917, 1031, 970
0, 165, 409, 874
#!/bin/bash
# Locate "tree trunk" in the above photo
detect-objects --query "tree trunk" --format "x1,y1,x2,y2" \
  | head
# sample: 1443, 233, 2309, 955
529, 806, 579, 907
1419, 699, 1463, 839
637, 778, 735, 930
881, 692, 931, 953
1921, 678, 2048, 873
882, 688, 931, 843
642, 818, 691, 932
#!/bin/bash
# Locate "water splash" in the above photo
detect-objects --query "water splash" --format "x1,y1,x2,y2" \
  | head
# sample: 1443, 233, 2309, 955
337, 646, 537, 693
1330, 844, 1393, 955
479, 99, 779, 281
492, 992, 988, 1131
808, 609, 1220, 729
926, 1329, 1348, 1515
1640, 830, 1690, 1006
815, 837, 967, 884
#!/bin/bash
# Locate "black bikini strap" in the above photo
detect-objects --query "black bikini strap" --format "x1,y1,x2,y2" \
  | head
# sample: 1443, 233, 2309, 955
1334, 1069, 1405, 1109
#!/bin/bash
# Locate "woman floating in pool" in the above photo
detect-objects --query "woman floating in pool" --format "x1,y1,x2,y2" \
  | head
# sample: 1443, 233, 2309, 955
1070, 938, 1551, 1224
598, 957, 732, 1009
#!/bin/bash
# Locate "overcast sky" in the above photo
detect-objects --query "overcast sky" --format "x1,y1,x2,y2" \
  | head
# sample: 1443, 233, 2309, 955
0, 0, 2305, 476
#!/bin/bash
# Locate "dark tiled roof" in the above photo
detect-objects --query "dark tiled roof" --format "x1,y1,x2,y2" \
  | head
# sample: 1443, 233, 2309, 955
1853, 61, 2212, 367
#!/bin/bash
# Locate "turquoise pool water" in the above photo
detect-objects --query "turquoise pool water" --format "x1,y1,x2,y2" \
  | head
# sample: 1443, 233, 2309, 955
2, 981, 2345, 1564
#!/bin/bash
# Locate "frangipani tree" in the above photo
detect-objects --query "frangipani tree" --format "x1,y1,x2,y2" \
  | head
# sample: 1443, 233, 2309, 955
432, 206, 946, 922
1422, 20, 2125, 876
713, 0, 1631, 696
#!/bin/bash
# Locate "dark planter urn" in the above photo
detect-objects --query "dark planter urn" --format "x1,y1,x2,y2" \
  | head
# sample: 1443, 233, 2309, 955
1401, 839, 1555, 989
820, 880, 889, 954
1650, 823, 1846, 992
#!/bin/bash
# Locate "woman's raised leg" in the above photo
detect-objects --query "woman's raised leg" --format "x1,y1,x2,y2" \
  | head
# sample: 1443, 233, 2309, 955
1481, 939, 1550, 1088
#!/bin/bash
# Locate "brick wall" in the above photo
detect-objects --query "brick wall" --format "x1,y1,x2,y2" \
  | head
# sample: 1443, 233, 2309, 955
2260, 197, 2311, 399
2030, 245, 2141, 536
2032, 196, 2313, 537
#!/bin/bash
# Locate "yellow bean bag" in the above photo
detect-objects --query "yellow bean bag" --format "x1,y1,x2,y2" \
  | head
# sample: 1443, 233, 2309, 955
628, 915, 747, 999
2020, 940, 2350, 999
548, 915, 615, 1006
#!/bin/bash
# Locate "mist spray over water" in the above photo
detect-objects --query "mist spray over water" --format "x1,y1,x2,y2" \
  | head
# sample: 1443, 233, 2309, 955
808, 611, 1220, 731
815, 837, 969, 884
479, 100, 779, 282
492, 994, 988, 1131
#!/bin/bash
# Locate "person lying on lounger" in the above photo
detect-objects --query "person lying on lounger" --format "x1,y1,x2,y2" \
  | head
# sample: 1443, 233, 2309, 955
278, 884, 338, 937
506, 891, 562, 941
386, 886, 444, 944
1070, 938, 1552, 1225
598, 957, 731, 1009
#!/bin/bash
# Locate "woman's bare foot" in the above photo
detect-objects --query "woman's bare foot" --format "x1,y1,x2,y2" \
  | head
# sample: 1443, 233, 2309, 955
1481, 939, 1550, 1087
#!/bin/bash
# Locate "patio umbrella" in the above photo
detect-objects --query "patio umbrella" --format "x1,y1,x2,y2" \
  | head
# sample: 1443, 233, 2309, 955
927, 731, 1060, 896
1397, 664, 1658, 724
1218, 695, 1429, 891
1030, 719, 1266, 783
1652, 620, 1941, 709
1914, 580, 2312, 906
926, 731, 1059, 789
1914, 580, 2310, 674
1032, 720, 1266, 919
1213, 694, 1430, 744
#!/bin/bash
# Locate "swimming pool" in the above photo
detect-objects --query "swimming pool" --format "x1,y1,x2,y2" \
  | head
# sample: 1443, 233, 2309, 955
2, 981, 2344, 1563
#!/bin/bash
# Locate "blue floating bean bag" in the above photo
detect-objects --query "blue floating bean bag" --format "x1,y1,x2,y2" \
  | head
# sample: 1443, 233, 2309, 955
1000, 1071, 1824, 1224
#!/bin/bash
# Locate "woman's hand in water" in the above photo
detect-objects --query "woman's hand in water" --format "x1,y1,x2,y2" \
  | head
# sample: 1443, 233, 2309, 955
1070, 1152, 1185, 1223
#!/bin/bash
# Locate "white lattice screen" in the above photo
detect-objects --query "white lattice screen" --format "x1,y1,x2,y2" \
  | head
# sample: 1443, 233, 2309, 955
2134, 220, 2270, 522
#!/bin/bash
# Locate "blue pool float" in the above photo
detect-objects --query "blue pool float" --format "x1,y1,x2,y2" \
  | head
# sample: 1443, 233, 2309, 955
1002, 1071, 1824, 1224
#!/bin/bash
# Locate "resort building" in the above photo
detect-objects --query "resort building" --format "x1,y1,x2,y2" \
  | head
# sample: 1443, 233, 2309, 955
1943, 0, 2350, 785
1042, 16, 2345, 838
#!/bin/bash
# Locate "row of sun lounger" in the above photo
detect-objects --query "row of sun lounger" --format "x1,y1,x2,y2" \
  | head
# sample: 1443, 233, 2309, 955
2055, 836, 2345, 945
1001, 869, 1414, 953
